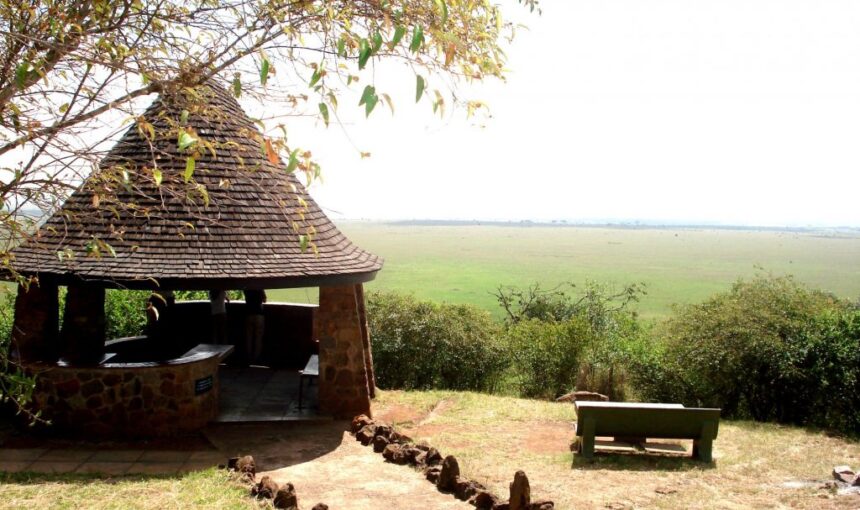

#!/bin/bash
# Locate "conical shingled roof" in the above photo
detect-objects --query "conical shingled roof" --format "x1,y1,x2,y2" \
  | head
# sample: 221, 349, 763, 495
10, 82, 382, 290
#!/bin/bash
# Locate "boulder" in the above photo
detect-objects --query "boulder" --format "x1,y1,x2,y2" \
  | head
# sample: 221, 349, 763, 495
389, 430, 413, 444
372, 435, 390, 453
529, 501, 555, 510
251, 476, 279, 499
471, 490, 500, 509
833, 465, 855, 484
273, 482, 298, 510
383, 443, 409, 464
235, 455, 256, 479
425, 466, 442, 484
403, 445, 424, 465
311, 504, 329, 510
351, 414, 373, 433
438, 455, 460, 491
425, 447, 443, 466
556, 391, 609, 403
454, 477, 485, 501
374, 424, 393, 439
509, 470, 531, 510
356, 424, 377, 445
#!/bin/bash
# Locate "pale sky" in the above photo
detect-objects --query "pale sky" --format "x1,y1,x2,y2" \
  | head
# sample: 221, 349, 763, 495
277, 0, 860, 227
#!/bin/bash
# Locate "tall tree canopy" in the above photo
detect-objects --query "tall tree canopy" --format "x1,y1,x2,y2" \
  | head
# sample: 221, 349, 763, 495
0, 0, 538, 268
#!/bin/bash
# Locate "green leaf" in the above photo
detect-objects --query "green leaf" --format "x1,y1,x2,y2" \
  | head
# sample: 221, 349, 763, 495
15, 62, 30, 88
152, 168, 163, 186
286, 149, 300, 173
260, 54, 271, 86
232, 74, 242, 97
359, 85, 375, 106
309, 67, 322, 88
337, 37, 346, 57
180, 109, 189, 124
358, 39, 371, 70
177, 131, 197, 151
58, 103, 69, 114
319, 103, 330, 127
410, 26, 424, 52
359, 85, 379, 117
299, 234, 309, 253
372, 32, 383, 53
184, 156, 196, 182
434, 0, 448, 26
390, 25, 406, 48
415, 75, 425, 103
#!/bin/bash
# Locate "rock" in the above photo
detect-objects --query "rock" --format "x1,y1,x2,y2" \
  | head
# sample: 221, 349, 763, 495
556, 390, 609, 403
374, 424, 393, 439
529, 501, 555, 510
251, 476, 279, 499
372, 434, 390, 453
509, 470, 531, 510
438, 455, 460, 491
425, 466, 442, 484
311, 504, 329, 510
356, 424, 377, 445
273, 482, 298, 509
425, 447, 443, 466
454, 477, 485, 501
492, 503, 511, 510
853, 474, 860, 487
389, 430, 413, 444
471, 490, 500, 509
403, 445, 423, 465
351, 414, 373, 433
226, 457, 239, 469
833, 465, 855, 484
235, 455, 256, 478
383, 443, 409, 464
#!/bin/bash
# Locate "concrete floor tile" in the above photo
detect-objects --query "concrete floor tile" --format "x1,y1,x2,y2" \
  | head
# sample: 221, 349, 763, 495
38, 449, 95, 462
75, 461, 133, 475
127, 462, 181, 475
138, 450, 191, 463
89, 450, 144, 462
27, 460, 84, 473
0, 460, 33, 472
0, 448, 47, 461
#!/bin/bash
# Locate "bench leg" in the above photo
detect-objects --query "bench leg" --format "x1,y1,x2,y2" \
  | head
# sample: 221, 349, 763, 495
693, 420, 717, 462
579, 417, 596, 459
298, 375, 305, 410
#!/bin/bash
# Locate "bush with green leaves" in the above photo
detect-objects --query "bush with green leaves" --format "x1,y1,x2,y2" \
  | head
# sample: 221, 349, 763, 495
497, 281, 647, 400
638, 274, 859, 432
366, 291, 508, 392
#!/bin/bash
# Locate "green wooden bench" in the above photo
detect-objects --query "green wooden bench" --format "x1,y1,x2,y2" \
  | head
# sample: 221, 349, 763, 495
574, 401, 721, 462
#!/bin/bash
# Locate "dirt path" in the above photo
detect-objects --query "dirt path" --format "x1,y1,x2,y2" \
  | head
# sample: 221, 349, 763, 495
206, 421, 470, 510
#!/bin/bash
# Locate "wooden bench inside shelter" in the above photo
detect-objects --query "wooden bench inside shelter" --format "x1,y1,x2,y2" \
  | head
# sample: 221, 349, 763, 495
298, 354, 319, 409
574, 401, 721, 462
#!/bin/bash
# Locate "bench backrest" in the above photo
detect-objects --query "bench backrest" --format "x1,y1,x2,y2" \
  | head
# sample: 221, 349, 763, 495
575, 402, 721, 439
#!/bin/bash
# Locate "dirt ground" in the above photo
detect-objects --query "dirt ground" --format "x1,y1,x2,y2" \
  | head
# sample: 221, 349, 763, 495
206, 420, 471, 510
373, 390, 860, 510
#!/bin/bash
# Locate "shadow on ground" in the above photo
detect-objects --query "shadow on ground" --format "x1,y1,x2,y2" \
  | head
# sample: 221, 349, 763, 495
571, 451, 716, 471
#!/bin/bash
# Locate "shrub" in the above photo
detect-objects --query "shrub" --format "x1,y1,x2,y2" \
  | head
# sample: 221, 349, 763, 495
497, 281, 647, 400
642, 274, 856, 430
366, 291, 508, 392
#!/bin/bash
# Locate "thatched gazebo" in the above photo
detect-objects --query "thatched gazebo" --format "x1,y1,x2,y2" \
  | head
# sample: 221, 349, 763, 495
7, 81, 382, 436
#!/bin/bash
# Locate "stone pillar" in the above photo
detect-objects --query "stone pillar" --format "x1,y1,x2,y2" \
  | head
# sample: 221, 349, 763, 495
354, 284, 376, 399
60, 285, 106, 363
11, 281, 59, 362
316, 285, 371, 418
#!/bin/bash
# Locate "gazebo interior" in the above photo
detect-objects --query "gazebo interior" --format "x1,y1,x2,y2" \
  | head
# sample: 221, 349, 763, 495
6, 81, 382, 437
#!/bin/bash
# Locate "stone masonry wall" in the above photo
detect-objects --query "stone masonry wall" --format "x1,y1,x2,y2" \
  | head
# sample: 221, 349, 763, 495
316, 284, 372, 418
28, 355, 221, 438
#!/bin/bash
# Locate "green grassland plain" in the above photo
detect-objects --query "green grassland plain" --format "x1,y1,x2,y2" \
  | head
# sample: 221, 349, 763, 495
270, 223, 860, 320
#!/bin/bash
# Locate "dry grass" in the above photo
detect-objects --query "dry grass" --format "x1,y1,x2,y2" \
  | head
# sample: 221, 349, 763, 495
374, 390, 860, 510
0, 469, 253, 510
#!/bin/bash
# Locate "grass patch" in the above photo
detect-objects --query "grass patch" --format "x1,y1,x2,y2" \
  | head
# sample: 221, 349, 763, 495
375, 390, 860, 509
0, 469, 253, 510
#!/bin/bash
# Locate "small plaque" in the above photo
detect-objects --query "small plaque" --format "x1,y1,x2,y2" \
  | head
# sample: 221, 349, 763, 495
195, 375, 214, 395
